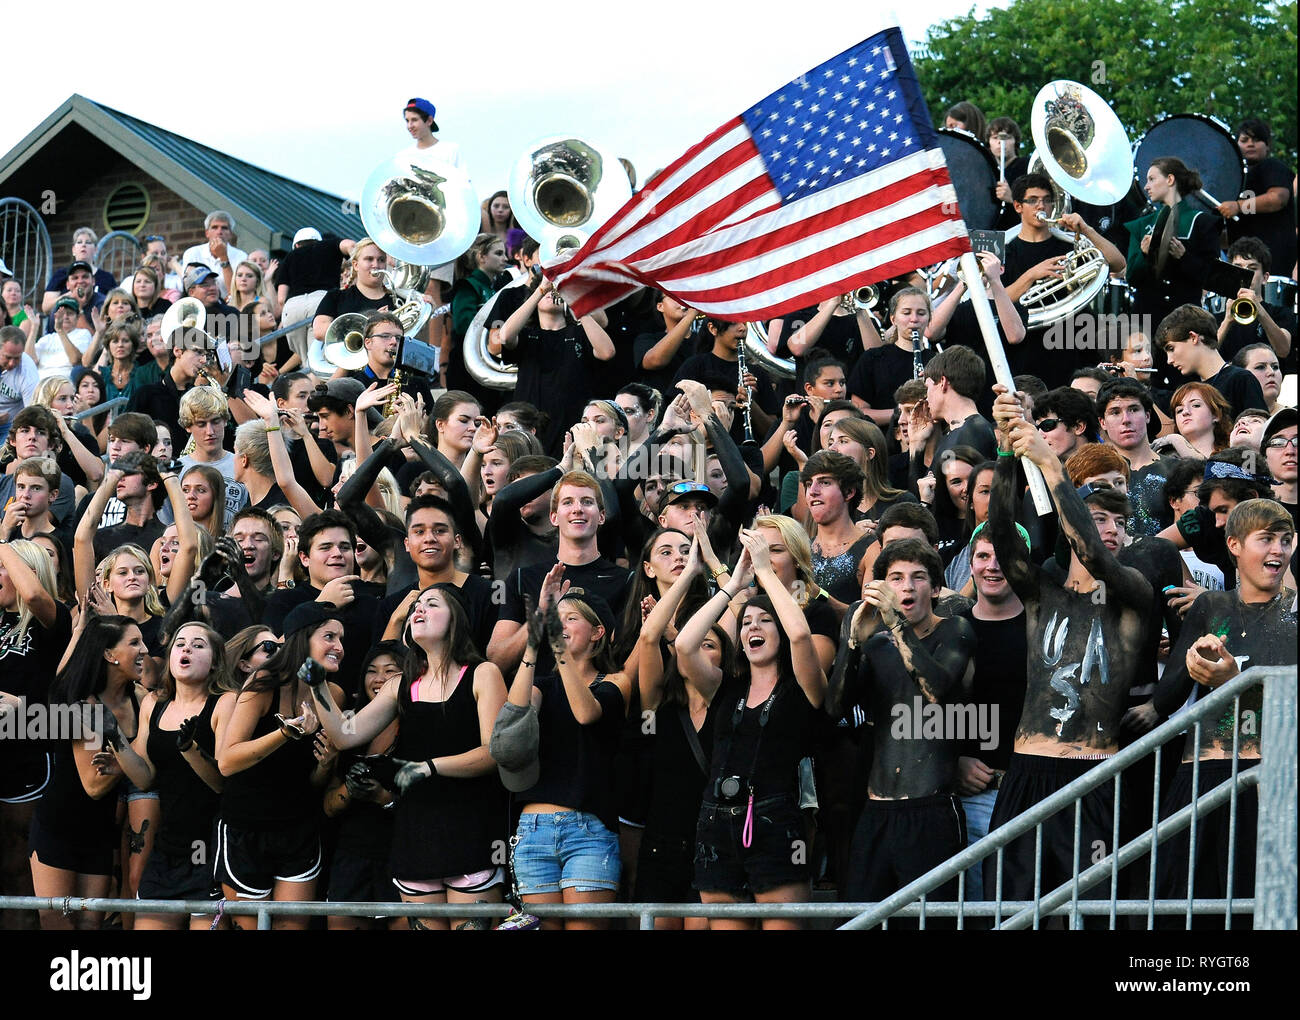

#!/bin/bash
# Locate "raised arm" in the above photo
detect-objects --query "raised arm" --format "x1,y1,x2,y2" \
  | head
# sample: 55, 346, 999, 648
305, 662, 400, 750
241, 391, 323, 519
988, 387, 1040, 602
741, 529, 826, 708
163, 471, 199, 606
75, 468, 120, 597
0, 538, 56, 629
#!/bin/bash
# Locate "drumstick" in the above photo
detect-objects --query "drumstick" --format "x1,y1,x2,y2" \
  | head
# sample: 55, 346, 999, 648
998, 144, 1006, 215
1200, 188, 1239, 222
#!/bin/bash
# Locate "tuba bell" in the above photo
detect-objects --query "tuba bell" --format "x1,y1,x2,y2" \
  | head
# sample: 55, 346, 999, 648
161, 297, 222, 364
461, 283, 524, 390
1014, 81, 1133, 328
508, 135, 633, 264
359, 155, 480, 269
743, 323, 796, 380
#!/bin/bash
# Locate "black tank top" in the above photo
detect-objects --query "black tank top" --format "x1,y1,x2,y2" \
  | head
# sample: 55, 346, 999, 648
34, 690, 139, 846
645, 698, 718, 839
146, 694, 220, 856
220, 688, 320, 831
390, 665, 508, 878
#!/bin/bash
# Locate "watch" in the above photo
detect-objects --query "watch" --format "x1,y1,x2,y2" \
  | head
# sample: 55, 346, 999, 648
220, 260, 231, 267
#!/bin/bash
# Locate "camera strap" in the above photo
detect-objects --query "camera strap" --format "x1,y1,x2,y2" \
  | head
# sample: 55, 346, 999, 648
677, 704, 709, 776
714, 681, 782, 793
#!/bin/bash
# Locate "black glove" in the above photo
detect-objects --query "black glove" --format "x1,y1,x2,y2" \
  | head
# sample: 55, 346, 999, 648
298, 657, 328, 695
524, 595, 546, 652
176, 716, 199, 752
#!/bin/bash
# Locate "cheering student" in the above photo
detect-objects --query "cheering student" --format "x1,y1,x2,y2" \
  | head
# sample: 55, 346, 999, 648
984, 385, 1153, 911
98, 622, 226, 930
490, 569, 629, 931
678, 530, 827, 929
30, 614, 146, 930
828, 537, 976, 907
635, 533, 731, 928
215, 602, 345, 928
801, 450, 872, 605
309, 589, 508, 930
1147, 499, 1296, 927
0, 540, 68, 931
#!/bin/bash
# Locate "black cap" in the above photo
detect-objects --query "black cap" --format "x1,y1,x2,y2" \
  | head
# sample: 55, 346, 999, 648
559, 588, 616, 639
283, 600, 343, 638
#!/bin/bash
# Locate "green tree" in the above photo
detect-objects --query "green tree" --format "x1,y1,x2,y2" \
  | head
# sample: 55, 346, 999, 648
915, 0, 1298, 167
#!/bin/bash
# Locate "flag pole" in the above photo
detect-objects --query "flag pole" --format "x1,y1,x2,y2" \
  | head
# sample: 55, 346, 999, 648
958, 251, 1053, 516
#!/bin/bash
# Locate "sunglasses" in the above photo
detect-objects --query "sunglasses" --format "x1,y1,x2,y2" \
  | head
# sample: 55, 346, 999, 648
250, 639, 280, 657
669, 481, 710, 496
143, 235, 165, 243
1036, 418, 1062, 432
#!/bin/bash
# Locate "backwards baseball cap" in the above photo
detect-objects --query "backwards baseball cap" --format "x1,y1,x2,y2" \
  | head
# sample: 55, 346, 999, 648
1262, 406, 1297, 448
662, 480, 719, 509
282, 600, 343, 639
66, 259, 93, 277
183, 264, 218, 291
293, 227, 322, 246
558, 587, 617, 640
403, 98, 439, 131
308, 377, 365, 411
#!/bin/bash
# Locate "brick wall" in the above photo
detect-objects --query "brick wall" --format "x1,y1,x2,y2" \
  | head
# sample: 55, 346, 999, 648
44, 151, 209, 270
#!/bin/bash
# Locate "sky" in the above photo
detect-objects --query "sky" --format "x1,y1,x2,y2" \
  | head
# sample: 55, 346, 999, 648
1, 0, 1007, 217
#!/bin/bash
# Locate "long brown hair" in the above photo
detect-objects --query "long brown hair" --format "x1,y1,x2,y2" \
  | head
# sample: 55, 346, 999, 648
157, 622, 226, 702
1171, 381, 1232, 452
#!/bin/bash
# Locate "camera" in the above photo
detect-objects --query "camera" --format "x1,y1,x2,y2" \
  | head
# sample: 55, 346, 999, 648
713, 775, 746, 801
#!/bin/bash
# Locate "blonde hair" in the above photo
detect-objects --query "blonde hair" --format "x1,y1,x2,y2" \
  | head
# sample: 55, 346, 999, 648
97, 544, 165, 617
344, 237, 384, 288
33, 376, 75, 410
754, 514, 816, 592
377, 467, 403, 518
0, 540, 58, 651
181, 464, 227, 536
178, 386, 229, 429
231, 259, 271, 309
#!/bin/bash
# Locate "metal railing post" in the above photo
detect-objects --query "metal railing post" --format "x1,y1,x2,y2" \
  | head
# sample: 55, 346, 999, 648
1255, 669, 1298, 930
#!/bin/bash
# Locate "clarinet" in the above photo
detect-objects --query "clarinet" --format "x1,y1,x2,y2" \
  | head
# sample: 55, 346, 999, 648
736, 333, 756, 445
911, 328, 924, 379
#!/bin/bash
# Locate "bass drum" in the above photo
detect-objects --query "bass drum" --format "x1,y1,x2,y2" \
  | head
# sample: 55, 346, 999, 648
935, 128, 999, 229
1096, 277, 1134, 317
1132, 114, 1244, 215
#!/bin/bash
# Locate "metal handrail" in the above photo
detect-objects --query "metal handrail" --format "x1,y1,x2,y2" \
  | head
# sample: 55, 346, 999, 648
840, 665, 1293, 930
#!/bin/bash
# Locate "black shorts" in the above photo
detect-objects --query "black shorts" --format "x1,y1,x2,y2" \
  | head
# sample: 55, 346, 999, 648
634, 834, 698, 904
0, 752, 51, 804
694, 794, 808, 897
985, 752, 1113, 902
28, 813, 114, 876
1156, 758, 1258, 914
213, 820, 322, 899
137, 847, 221, 905
845, 793, 966, 903
327, 850, 399, 905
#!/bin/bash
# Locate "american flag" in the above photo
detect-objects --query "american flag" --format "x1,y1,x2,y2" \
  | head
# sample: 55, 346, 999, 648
549, 27, 972, 321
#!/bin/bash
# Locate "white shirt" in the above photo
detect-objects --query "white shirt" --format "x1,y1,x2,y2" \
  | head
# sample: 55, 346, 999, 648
181, 242, 249, 298
0, 353, 40, 417
33, 329, 92, 380
400, 139, 465, 172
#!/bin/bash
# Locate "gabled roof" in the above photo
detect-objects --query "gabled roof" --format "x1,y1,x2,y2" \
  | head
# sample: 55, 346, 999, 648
0, 94, 363, 248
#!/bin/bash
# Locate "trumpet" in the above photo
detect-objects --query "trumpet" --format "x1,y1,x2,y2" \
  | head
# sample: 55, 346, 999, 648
836, 286, 879, 315
1230, 295, 1258, 325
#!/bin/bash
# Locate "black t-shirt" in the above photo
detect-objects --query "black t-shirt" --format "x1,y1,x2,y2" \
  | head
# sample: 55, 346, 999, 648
1217, 302, 1298, 364
521, 673, 625, 831
1227, 157, 1297, 277
1002, 233, 1078, 387
504, 320, 599, 456
962, 611, 1027, 771
933, 413, 997, 463
276, 236, 346, 297
847, 343, 933, 412
1128, 458, 1175, 538
783, 305, 868, 380
1201, 364, 1266, 420
633, 329, 690, 400
93, 517, 166, 563
1175, 504, 1236, 589
375, 573, 498, 656
315, 286, 391, 320
500, 557, 632, 674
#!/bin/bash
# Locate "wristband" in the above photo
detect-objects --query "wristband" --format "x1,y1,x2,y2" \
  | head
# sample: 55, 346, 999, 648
520, 659, 536, 668
428, 759, 438, 776
997, 449, 1015, 457
265, 424, 281, 433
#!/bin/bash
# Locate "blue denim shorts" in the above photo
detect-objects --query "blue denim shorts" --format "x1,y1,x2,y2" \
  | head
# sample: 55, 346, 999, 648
512, 812, 621, 896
